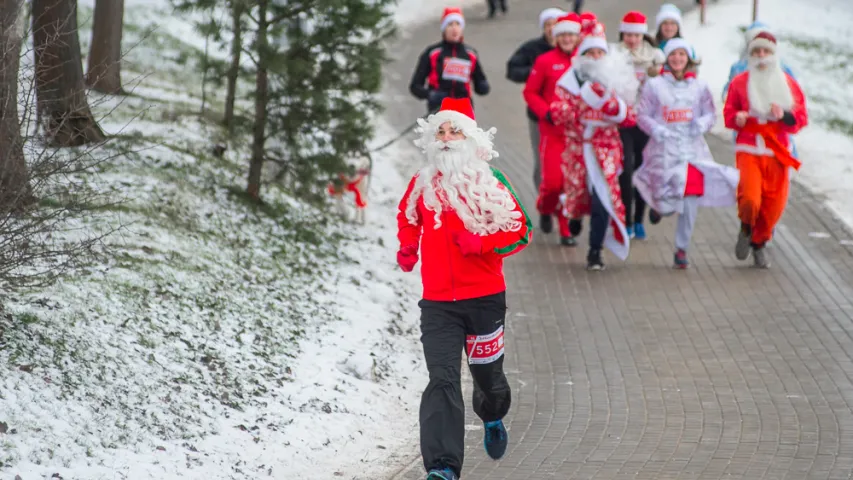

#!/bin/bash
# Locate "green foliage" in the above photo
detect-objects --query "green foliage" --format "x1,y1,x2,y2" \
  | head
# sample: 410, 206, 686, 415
172, 0, 397, 202
266, 0, 396, 201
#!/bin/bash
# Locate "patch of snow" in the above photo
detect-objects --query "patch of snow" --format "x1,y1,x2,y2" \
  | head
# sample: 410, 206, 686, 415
682, 0, 853, 229
1, 1, 434, 479
393, 0, 489, 31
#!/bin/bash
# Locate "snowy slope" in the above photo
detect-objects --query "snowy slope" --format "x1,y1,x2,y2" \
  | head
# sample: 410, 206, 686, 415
681, 0, 853, 229
0, 1, 439, 479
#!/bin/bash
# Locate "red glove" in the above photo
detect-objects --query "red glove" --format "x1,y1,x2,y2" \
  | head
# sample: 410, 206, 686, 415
396, 244, 418, 272
589, 82, 608, 98
601, 97, 620, 116
453, 231, 483, 256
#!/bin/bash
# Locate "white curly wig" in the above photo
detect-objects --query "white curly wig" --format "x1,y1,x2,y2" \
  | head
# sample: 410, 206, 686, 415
404, 111, 523, 236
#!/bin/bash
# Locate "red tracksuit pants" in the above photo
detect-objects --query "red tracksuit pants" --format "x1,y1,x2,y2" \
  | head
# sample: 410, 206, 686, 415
536, 131, 571, 237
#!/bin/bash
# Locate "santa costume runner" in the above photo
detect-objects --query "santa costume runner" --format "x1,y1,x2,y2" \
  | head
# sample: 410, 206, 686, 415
396, 97, 531, 480
634, 39, 740, 268
723, 31, 808, 268
523, 12, 582, 244
549, 29, 636, 269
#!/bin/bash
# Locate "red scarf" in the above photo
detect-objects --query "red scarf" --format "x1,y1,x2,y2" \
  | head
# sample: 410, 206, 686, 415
327, 171, 368, 208
742, 121, 801, 170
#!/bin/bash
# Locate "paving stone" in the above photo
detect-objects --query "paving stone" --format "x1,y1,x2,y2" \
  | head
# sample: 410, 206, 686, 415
384, 1, 853, 478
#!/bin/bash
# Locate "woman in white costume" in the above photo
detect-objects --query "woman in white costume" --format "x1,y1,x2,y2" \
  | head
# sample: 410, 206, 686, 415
633, 39, 739, 269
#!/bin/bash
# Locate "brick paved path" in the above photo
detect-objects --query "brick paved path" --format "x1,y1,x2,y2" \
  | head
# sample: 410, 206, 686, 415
383, 1, 853, 478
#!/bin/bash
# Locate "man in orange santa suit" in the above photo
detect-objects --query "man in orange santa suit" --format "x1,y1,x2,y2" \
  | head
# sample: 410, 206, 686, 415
724, 31, 807, 268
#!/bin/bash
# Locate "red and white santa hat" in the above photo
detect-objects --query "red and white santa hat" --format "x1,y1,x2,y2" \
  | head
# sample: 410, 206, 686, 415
580, 12, 604, 37
748, 31, 777, 53
551, 12, 582, 37
539, 7, 565, 30
440, 7, 465, 32
431, 97, 477, 133
620, 11, 648, 35
577, 33, 609, 56
416, 97, 498, 161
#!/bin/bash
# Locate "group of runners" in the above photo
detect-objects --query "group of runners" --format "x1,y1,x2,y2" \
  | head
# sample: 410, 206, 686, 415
398, 4, 808, 479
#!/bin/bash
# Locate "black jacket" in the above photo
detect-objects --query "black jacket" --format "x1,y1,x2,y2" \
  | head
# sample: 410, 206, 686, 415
506, 35, 553, 121
409, 40, 490, 114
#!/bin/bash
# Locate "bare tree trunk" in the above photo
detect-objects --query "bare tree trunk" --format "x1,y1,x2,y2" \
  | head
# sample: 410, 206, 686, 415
0, 0, 32, 210
246, 0, 267, 201
85, 0, 124, 94
33, 0, 106, 147
223, 0, 242, 132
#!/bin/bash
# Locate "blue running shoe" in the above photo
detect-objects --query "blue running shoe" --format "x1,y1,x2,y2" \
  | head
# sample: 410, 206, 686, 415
634, 223, 647, 240
426, 468, 458, 480
626, 225, 635, 238
484, 419, 508, 460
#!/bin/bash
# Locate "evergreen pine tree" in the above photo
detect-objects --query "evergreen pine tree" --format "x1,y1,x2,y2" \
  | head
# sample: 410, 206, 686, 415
174, 0, 396, 202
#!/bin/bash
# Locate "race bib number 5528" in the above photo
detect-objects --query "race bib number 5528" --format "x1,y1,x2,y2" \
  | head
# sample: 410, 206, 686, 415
466, 326, 505, 365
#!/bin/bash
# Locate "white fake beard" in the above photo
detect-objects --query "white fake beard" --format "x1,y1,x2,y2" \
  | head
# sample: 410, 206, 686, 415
405, 139, 523, 235
575, 51, 641, 105
748, 55, 793, 117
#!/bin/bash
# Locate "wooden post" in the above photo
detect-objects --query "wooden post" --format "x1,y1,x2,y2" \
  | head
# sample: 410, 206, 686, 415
753, 0, 758, 22
700, 0, 706, 25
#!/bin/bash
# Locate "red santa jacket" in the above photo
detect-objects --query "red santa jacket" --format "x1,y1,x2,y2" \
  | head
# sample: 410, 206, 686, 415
523, 47, 575, 138
723, 71, 808, 158
397, 167, 532, 302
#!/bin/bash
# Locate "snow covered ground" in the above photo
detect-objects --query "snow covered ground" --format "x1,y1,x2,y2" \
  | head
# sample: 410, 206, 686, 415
0, 1, 446, 479
394, 0, 487, 29
682, 0, 853, 228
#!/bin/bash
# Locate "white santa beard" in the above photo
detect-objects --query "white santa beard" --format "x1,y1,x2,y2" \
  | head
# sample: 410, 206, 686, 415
748, 56, 793, 116
575, 51, 640, 104
406, 139, 523, 235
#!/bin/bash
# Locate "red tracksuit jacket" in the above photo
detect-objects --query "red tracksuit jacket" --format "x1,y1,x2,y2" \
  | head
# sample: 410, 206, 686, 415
397, 168, 532, 301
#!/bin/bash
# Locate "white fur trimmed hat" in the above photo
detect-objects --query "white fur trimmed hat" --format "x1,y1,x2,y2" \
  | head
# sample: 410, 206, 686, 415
539, 8, 565, 31
440, 7, 465, 32
655, 4, 682, 29
430, 97, 477, 133
552, 12, 582, 37
748, 30, 777, 53
663, 38, 692, 58
744, 20, 771, 43
578, 35, 609, 56
620, 11, 648, 35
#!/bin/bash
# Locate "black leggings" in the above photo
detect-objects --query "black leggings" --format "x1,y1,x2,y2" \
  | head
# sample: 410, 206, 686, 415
619, 126, 650, 228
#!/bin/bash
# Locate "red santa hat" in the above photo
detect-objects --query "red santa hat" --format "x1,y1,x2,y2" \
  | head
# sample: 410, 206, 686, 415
552, 13, 581, 37
431, 97, 477, 133
440, 7, 465, 32
580, 14, 605, 37
748, 31, 777, 53
577, 33, 608, 56
620, 11, 648, 35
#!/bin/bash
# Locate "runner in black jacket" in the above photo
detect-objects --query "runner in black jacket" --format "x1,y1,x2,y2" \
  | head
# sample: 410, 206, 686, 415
409, 7, 490, 115
505, 7, 564, 189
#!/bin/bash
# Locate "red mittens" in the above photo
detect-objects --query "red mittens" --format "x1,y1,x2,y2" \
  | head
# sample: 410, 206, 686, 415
397, 244, 419, 272
453, 231, 483, 256
601, 97, 620, 116
589, 82, 608, 98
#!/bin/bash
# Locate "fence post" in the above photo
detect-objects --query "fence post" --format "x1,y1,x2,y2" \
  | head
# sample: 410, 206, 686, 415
752, 0, 758, 22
